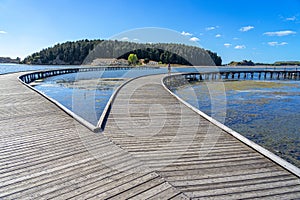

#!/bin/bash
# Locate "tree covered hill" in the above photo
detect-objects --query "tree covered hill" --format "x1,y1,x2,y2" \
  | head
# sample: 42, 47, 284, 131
23, 39, 102, 65
228, 60, 255, 66
0, 57, 21, 64
228, 60, 300, 66
22, 39, 222, 66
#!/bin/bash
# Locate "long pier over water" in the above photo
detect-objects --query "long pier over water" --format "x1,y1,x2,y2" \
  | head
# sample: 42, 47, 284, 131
189, 70, 300, 80
1, 69, 300, 199
167, 70, 300, 86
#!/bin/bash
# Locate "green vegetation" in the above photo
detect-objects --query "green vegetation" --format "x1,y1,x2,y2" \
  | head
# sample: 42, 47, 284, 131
143, 58, 150, 64
255, 61, 300, 66
127, 53, 138, 65
229, 60, 300, 66
228, 60, 255, 66
0, 57, 21, 64
22, 39, 222, 66
206, 50, 222, 66
86, 40, 222, 66
273, 61, 300, 66
22, 39, 102, 65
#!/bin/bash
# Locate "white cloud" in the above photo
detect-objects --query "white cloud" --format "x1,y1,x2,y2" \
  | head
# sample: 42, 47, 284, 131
206, 26, 219, 31
189, 37, 200, 42
215, 34, 221, 38
120, 37, 129, 41
233, 37, 239, 40
263, 30, 296, 36
133, 38, 140, 42
181, 31, 192, 36
286, 16, 296, 21
268, 41, 288, 46
224, 43, 232, 48
234, 45, 246, 49
0, 30, 7, 34
239, 26, 254, 32
206, 27, 215, 31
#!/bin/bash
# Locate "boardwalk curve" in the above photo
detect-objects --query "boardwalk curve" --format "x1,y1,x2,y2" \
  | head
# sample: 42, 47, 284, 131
104, 73, 300, 199
0, 72, 186, 199
1, 70, 300, 199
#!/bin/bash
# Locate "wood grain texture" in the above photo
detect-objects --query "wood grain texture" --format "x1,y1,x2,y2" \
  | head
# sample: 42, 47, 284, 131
0, 72, 185, 199
104, 74, 300, 199
1, 71, 299, 199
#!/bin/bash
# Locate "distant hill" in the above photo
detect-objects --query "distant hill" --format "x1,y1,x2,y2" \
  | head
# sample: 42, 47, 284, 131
228, 60, 255, 66
22, 39, 102, 65
0, 57, 20, 64
272, 61, 300, 66
22, 39, 222, 66
228, 60, 300, 66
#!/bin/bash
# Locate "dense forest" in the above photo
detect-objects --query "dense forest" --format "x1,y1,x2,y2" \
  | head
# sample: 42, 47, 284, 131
22, 39, 102, 65
22, 39, 222, 66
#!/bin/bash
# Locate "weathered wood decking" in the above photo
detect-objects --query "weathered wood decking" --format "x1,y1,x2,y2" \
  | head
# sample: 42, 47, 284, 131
0, 73, 185, 199
104, 74, 300, 199
0, 72, 300, 199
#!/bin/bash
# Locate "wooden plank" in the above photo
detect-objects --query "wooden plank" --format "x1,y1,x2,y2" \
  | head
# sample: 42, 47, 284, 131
107, 177, 166, 199
146, 186, 184, 200
129, 182, 172, 200
1, 71, 300, 199
189, 183, 300, 199
66, 172, 157, 199
104, 73, 300, 199
0, 72, 182, 199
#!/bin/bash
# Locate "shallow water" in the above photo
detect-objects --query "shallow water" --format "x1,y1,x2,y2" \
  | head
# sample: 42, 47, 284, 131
30, 66, 223, 126
174, 80, 300, 168
33, 68, 168, 126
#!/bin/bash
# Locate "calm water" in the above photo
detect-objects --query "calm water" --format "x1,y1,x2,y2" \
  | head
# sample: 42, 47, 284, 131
0, 63, 78, 75
30, 66, 224, 126
33, 68, 167, 125
174, 79, 300, 168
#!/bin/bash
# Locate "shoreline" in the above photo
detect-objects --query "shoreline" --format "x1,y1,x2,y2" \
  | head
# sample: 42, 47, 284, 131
1, 62, 300, 69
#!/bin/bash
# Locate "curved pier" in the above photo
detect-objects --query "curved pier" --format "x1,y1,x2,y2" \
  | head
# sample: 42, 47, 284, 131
0, 72, 184, 199
164, 70, 300, 91
103, 73, 300, 199
19, 66, 158, 84
1, 70, 300, 199
175, 70, 300, 83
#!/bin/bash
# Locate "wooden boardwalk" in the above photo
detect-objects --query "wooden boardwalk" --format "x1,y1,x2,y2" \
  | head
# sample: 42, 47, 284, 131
0, 72, 300, 199
104, 74, 300, 199
0, 73, 185, 199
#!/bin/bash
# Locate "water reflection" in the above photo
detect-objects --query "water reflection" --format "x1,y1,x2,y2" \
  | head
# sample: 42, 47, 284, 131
32, 68, 167, 125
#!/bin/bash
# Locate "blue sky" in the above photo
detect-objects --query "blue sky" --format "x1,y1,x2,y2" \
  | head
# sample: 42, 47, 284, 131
0, 0, 299, 63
